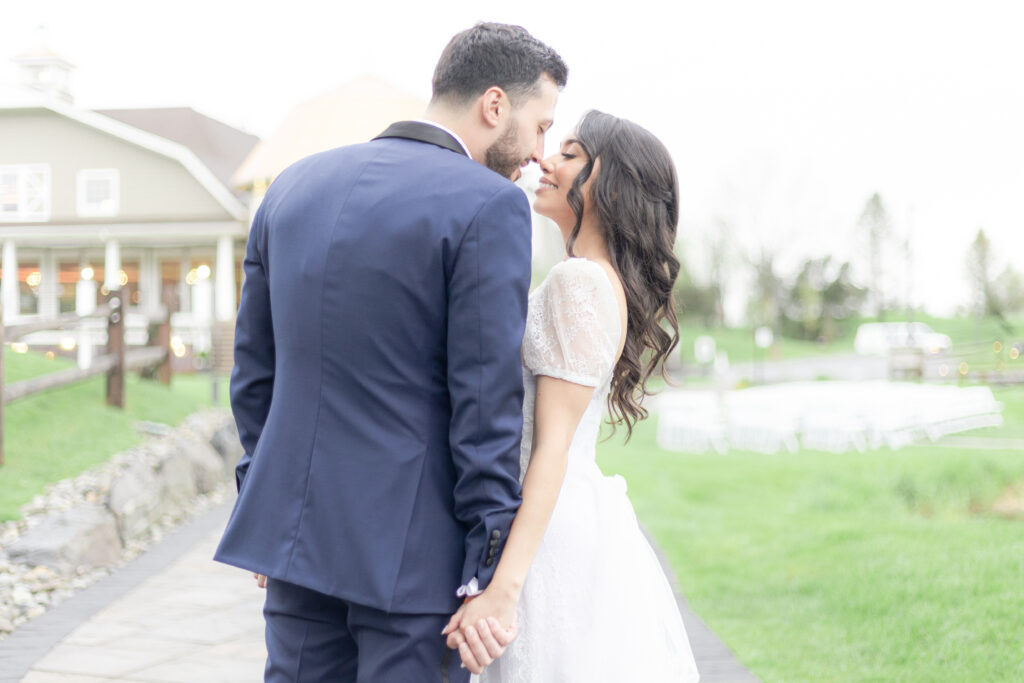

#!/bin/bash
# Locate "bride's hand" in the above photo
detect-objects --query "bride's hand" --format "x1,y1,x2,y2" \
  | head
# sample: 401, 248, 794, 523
442, 589, 518, 673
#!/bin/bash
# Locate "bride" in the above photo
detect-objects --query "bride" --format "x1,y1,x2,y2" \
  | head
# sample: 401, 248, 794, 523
444, 110, 700, 681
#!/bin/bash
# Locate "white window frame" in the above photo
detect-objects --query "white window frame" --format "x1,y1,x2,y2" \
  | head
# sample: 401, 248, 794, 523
76, 168, 121, 218
0, 164, 52, 222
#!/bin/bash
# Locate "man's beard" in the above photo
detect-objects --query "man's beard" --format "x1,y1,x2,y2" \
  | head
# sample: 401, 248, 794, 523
484, 119, 524, 179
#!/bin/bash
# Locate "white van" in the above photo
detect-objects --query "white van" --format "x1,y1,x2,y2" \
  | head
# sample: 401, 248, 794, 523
853, 322, 952, 356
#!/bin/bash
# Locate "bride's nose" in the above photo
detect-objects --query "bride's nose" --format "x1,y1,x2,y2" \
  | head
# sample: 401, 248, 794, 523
538, 155, 556, 173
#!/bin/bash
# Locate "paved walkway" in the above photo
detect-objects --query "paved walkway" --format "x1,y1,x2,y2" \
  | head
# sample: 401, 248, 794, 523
2, 500, 757, 682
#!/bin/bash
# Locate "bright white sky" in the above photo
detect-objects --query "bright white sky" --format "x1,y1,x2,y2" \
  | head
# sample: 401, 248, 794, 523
2, 0, 1022, 317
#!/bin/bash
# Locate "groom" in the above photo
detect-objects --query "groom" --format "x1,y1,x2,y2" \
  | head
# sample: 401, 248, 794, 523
214, 23, 567, 682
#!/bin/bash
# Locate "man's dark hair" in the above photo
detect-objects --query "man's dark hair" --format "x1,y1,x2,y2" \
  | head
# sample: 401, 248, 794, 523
431, 22, 568, 107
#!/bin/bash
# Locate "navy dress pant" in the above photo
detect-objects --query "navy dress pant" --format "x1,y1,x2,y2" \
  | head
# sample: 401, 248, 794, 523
263, 578, 468, 683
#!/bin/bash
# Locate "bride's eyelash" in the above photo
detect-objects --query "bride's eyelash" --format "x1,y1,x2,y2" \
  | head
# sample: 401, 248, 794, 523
561, 153, 576, 160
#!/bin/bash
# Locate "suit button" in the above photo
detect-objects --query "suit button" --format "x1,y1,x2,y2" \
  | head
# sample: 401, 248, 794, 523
485, 558, 494, 567
491, 530, 501, 540
489, 538, 499, 547
488, 548, 496, 557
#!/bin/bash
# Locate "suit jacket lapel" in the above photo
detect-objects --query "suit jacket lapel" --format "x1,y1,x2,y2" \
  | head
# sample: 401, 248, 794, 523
373, 121, 468, 157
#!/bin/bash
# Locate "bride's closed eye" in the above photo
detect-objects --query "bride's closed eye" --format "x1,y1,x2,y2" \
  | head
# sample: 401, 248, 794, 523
561, 152, 576, 160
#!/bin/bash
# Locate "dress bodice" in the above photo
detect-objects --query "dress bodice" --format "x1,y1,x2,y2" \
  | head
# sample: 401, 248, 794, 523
519, 258, 622, 478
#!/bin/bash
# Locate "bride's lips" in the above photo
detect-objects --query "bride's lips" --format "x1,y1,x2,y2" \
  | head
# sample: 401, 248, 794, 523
536, 178, 557, 193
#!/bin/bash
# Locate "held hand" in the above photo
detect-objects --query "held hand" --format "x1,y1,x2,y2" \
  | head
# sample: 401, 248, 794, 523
253, 573, 267, 589
442, 588, 519, 673
441, 601, 469, 641
452, 617, 517, 675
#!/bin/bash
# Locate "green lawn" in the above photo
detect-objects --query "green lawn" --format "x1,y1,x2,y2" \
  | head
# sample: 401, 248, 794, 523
677, 315, 1024, 369
911, 313, 1023, 348
677, 325, 853, 366
0, 349, 228, 521
598, 385, 1024, 681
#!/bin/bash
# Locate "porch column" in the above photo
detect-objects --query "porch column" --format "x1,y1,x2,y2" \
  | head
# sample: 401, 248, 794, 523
215, 236, 236, 322
2, 241, 19, 322
104, 239, 122, 291
76, 266, 97, 316
38, 249, 59, 318
139, 248, 160, 317
192, 272, 213, 354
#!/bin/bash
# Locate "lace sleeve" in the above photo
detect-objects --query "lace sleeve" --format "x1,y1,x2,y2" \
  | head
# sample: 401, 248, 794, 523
523, 259, 621, 387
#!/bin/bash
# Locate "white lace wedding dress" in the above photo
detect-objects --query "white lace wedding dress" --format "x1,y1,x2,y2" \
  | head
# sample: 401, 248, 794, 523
476, 258, 700, 682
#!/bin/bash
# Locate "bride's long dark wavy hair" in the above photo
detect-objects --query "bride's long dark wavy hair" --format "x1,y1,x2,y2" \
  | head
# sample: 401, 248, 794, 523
564, 110, 681, 440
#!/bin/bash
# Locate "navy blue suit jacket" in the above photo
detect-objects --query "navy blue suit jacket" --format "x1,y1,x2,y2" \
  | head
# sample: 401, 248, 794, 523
214, 127, 531, 614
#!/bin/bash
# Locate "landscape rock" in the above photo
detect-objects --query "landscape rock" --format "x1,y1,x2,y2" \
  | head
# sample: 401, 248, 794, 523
154, 450, 197, 520
210, 421, 244, 467
174, 435, 227, 493
6, 505, 122, 570
108, 461, 161, 542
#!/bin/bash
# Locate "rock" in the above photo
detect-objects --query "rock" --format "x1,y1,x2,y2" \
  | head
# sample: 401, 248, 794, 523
108, 461, 161, 542
134, 421, 172, 436
11, 585, 32, 606
6, 505, 122, 570
153, 450, 197, 519
172, 435, 226, 494
0, 616, 13, 633
25, 565, 59, 591
210, 422, 244, 468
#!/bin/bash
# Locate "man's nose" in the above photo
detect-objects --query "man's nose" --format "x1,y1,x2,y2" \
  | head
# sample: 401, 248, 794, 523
531, 135, 545, 164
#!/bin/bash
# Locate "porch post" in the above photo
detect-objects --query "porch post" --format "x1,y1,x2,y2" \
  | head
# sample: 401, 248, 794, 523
1, 241, 19, 322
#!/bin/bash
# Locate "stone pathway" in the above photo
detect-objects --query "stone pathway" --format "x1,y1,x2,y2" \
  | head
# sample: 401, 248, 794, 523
0, 502, 264, 682
2, 500, 757, 682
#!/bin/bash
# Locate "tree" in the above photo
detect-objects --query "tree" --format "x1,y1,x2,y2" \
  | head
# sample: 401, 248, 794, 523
673, 256, 720, 328
705, 216, 733, 327
994, 264, 1024, 315
781, 256, 866, 341
966, 229, 1001, 318
746, 249, 785, 330
858, 193, 893, 318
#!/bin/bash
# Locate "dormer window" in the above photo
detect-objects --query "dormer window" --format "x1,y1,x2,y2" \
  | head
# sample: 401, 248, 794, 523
77, 169, 120, 217
0, 164, 51, 222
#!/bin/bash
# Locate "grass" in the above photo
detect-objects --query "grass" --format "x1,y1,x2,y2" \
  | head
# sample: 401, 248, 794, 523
0, 349, 228, 521
597, 385, 1024, 681
677, 325, 853, 366
677, 314, 1024, 369
911, 313, 1024, 348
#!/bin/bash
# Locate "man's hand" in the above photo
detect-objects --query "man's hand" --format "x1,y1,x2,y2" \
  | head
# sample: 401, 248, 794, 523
254, 573, 267, 588
442, 590, 518, 674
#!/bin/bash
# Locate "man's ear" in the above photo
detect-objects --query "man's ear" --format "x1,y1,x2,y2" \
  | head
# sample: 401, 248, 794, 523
479, 87, 508, 129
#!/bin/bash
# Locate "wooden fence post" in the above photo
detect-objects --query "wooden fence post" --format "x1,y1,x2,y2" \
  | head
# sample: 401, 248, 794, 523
106, 290, 125, 408
156, 284, 174, 386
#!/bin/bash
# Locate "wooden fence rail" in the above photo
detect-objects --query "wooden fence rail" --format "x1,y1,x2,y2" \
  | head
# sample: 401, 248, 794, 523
0, 287, 175, 466
4, 305, 113, 342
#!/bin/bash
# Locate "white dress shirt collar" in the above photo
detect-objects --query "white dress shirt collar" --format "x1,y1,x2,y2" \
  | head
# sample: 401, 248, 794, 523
413, 119, 473, 160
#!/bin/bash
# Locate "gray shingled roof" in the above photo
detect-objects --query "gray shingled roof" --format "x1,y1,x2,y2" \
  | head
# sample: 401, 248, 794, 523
95, 107, 259, 196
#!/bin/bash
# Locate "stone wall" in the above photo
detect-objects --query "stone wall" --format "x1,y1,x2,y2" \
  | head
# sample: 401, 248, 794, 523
0, 409, 241, 635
